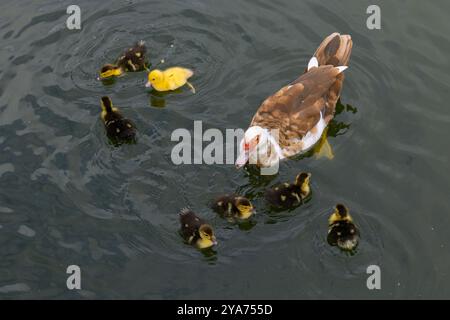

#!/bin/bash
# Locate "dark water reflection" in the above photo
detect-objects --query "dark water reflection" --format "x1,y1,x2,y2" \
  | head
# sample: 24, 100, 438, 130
0, 0, 449, 298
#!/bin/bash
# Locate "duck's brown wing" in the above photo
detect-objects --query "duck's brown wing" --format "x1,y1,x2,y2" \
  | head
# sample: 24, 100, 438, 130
250, 65, 344, 147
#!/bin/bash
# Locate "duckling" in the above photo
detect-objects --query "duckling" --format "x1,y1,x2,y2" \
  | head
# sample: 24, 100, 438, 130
179, 208, 217, 249
145, 67, 195, 93
98, 41, 147, 79
211, 195, 255, 221
264, 172, 311, 209
116, 40, 147, 71
327, 204, 359, 251
99, 64, 123, 79
100, 96, 136, 145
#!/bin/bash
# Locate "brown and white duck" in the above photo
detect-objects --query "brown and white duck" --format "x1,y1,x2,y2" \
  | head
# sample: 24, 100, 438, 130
236, 33, 352, 168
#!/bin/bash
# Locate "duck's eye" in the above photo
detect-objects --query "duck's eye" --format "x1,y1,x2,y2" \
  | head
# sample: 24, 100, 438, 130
244, 143, 250, 151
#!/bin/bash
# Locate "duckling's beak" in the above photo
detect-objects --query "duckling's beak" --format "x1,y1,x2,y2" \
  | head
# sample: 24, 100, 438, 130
306, 173, 312, 184
212, 236, 218, 246
145, 81, 152, 88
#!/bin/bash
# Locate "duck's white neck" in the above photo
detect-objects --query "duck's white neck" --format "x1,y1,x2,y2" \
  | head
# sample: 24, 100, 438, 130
249, 128, 285, 167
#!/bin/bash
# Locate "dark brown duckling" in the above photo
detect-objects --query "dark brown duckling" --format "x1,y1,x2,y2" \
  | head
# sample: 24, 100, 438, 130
99, 41, 148, 79
211, 195, 254, 221
327, 203, 359, 251
116, 40, 147, 72
100, 96, 136, 146
179, 208, 217, 249
264, 172, 311, 209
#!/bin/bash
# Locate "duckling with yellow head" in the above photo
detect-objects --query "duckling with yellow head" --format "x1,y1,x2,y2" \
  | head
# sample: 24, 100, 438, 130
327, 204, 360, 252
179, 208, 217, 249
211, 195, 255, 221
264, 172, 312, 210
145, 67, 195, 93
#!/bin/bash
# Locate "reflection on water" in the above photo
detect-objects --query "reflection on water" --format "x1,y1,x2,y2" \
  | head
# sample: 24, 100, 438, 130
237, 219, 257, 231
327, 100, 357, 138
200, 247, 218, 264
100, 77, 118, 86
149, 88, 184, 108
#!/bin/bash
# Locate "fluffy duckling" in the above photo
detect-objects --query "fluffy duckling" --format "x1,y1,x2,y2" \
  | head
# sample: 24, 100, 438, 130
211, 195, 255, 221
145, 67, 195, 93
327, 204, 359, 251
264, 172, 311, 209
179, 208, 217, 249
100, 96, 136, 145
99, 41, 147, 79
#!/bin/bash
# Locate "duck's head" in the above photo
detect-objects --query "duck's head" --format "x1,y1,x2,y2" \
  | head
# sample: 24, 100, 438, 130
236, 126, 281, 168
145, 69, 163, 88
328, 203, 352, 225
234, 197, 255, 220
295, 172, 311, 196
100, 96, 114, 118
99, 64, 123, 80
197, 224, 217, 249
327, 220, 359, 251
100, 96, 112, 109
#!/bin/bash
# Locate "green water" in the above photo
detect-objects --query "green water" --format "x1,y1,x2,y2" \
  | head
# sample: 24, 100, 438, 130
0, 0, 449, 299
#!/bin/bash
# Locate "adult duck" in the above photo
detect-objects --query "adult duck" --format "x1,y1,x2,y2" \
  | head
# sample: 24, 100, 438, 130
236, 33, 352, 168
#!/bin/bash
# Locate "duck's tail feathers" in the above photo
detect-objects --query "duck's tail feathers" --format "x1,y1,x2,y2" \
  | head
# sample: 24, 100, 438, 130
313, 33, 353, 67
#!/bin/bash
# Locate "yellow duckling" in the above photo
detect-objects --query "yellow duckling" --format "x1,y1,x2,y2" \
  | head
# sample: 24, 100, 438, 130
179, 208, 217, 249
211, 195, 255, 221
327, 204, 359, 251
145, 67, 195, 93
100, 96, 136, 146
264, 172, 311, 209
